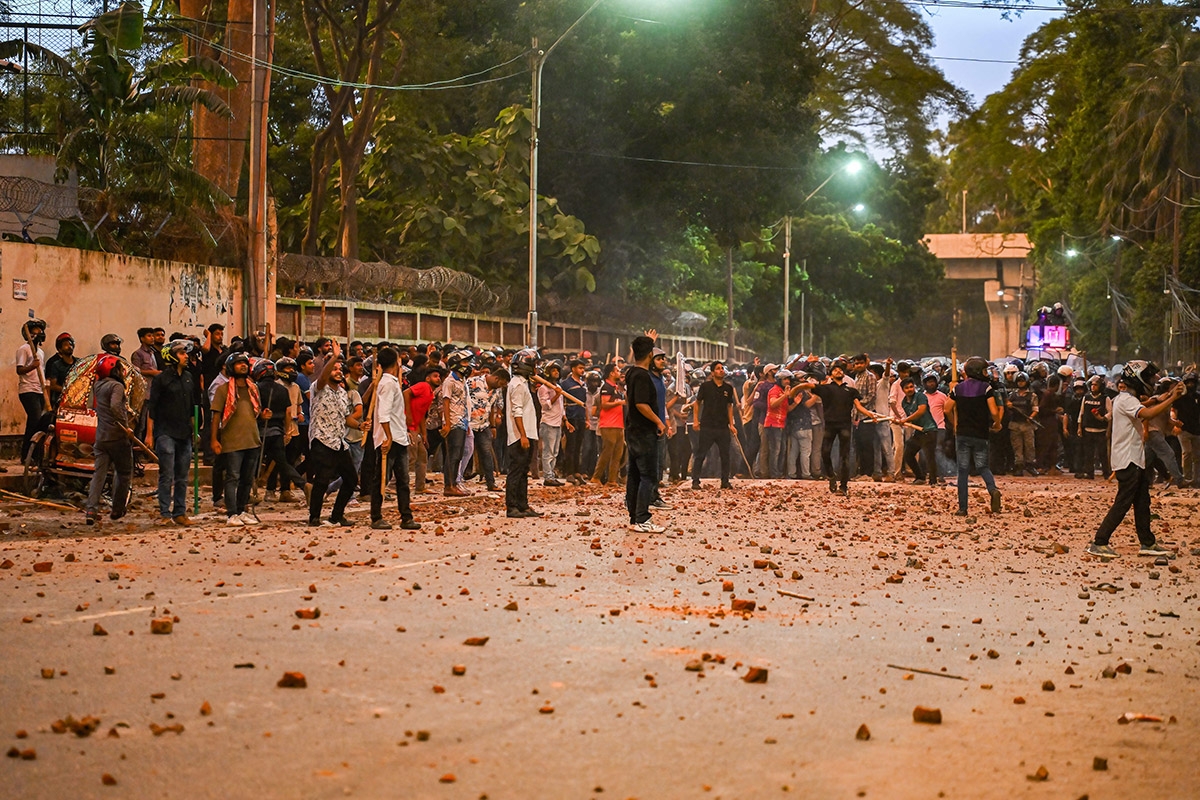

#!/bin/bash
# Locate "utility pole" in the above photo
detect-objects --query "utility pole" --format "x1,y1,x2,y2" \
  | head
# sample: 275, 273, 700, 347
782, 216, 791, 360
1110, 243, 1121, 365
246, 0, 271, 335
528, 36, 542, 349
726, 247, 735, 360
961, 188, 967, 234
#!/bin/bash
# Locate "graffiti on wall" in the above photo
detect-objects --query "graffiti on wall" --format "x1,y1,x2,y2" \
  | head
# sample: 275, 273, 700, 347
169, 269, 236, 328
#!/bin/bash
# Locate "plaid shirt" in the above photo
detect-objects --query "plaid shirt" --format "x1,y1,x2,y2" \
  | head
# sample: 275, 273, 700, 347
853, 369, 878, 423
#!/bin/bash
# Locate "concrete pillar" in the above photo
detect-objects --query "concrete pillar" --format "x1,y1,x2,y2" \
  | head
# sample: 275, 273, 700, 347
983, 279, 1023, 360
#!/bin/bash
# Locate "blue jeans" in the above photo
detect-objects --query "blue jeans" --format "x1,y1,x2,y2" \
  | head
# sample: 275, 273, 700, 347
223, 447, 259, 517
155, 434, 192, 518
764, 426, 785, 478
625, 430, 659, 525
955, 435, 997, 512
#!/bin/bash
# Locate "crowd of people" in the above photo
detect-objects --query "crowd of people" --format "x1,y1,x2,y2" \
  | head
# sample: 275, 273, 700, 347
13, 317, 1200, 554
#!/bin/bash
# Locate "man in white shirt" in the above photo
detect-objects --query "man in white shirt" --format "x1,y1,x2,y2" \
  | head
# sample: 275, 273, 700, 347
1087, 361, 1185, 560
370, 346, 420, 531
538, 361, 569, 486
505, 349, 542, 518
16, 318, 51, 461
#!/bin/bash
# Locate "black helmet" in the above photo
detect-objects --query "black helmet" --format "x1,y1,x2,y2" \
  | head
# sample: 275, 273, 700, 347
446, 348, 475, 375
1121, 360, 1159, 396
22, 318, 47, 346
101, 333, 123, 355
511, 348, 538, 378
161, 340, 193, 366
251, 357, 276, 382
224, 351, 251, 376
963, 356, 989, 381
1015, 371, 1029, 385
275, 356, 297, 382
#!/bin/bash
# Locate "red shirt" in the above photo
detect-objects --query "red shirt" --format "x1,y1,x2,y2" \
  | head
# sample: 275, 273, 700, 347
407, 382, 434, 432
598, 379, 625, 429
765, 385, 787, 428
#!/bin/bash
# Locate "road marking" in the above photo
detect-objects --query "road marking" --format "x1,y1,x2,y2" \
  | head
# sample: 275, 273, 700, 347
49, 549, 496, 625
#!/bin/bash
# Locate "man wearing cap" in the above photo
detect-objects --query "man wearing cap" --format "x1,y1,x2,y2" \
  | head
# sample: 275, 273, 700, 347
45, 332, 77, 409
750, 364, 779, 475
889, 361, 913, 479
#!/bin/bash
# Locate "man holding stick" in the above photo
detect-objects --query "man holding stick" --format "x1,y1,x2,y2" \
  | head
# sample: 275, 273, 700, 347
85, 355, 134, 525
370, 346, 420, 531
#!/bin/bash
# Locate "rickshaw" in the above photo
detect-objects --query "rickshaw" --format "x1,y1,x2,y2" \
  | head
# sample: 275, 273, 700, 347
23, 354, 146, 499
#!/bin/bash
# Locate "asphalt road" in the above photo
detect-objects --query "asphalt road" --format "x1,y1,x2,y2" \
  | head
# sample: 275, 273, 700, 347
2, 475, 1198, 799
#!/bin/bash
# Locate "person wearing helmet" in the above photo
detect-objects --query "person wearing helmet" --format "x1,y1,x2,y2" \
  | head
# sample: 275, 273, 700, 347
581, 369, 604, 478
1063, 379, 1087, 476
255, 357, 305, 506
946, 356, 1003, 515
1176, 371, 1200, 487
1078, 375, 1111, 479
505, 348, 543, 518
899, 377, 940, 487
1143, 377, 1186, 489
439, 349, 475, 497
144, 340, 198, 525
16, 317, 51, 461
1006, 372, 1039, 476
44, 332, 76, 409
888, 361, 914, 480
780, 369, 818, 479
85, 355, 133, 526
1087, 361, 1186, 559
1034, 374, 1066, 474
538, 360, 569, 487
211, 351, 264, 526
100, 333, 123, 357
764, 369, 791, 478
560, 359, 589, 483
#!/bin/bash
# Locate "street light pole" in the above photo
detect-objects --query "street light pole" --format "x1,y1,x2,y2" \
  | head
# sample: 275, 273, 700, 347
528, 0, 606, 350
783, 215, 791, 360
780, 159, 861, 360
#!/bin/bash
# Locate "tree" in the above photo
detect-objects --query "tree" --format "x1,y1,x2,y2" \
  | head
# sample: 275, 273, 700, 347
360, 104, 599, 292
177, 0, 256, 201
0, 1, 236, 252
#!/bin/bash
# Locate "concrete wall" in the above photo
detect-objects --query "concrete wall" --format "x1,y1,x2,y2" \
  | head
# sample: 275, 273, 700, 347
0, 242, 243, 437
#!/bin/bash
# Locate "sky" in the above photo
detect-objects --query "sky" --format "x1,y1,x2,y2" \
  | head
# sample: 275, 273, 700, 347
923, 2, 1061, 113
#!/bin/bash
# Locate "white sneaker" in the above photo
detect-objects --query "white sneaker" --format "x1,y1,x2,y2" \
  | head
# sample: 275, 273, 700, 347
628, 521, 666, 534
226, 515, 245, 527
238, 512, 261, 526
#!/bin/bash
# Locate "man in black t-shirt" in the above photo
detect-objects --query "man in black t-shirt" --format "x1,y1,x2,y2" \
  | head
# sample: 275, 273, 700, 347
807, 362, 878, 496
691, 361, 737, 490
946, 357, 1003, 516
624, 335, 667, 533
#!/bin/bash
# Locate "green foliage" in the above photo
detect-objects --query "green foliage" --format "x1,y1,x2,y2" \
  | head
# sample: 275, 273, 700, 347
360, 104, 599, 291
0, 2, 236, 256
932, 0, 1200, 365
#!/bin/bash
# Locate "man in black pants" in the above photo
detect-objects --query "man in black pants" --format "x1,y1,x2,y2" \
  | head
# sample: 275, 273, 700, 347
368, 346, 420, 531
624, 335, 666, 533
504, 349, 542, 518
306, 342, 359, 527
691, 361, 737, 490
808, 361, 880, 496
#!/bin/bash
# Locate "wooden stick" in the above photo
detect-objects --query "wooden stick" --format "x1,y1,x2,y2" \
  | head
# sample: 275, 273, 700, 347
530, 373, 586, 406
886, 663, 967, 681
776, 589, 815, 601
319, 301, 327, 338
121, 426, 159, 463
0, 489, 79, 513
